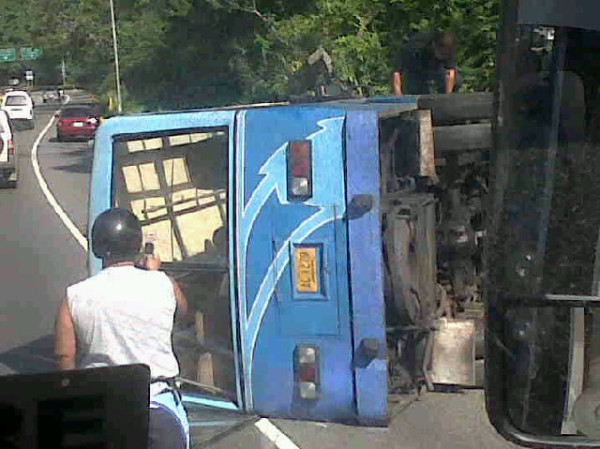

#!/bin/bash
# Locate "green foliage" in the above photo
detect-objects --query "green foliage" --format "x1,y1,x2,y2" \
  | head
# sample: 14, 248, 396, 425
383, 0, 499, 92
229, 0, 499, 102
0, 0, 500, 108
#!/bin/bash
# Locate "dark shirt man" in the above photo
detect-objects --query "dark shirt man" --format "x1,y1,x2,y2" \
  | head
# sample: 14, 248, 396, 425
393, 31, 461, 95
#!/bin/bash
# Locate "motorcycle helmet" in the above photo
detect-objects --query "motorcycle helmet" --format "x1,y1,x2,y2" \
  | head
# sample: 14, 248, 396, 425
91, 208, 143, 261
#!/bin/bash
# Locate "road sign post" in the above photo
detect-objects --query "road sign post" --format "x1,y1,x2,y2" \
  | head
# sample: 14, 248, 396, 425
25, 70, 34, 87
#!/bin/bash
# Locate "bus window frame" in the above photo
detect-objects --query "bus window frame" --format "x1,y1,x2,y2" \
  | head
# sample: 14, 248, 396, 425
486, 0, 600, 446
103, 122, 244, 411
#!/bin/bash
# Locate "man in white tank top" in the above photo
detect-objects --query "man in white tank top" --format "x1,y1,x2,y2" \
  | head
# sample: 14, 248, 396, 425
54, 208, 191, 449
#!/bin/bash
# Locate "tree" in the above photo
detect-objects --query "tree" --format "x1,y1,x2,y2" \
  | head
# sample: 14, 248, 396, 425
227, 0, 499, 103
0, 0, 500, 109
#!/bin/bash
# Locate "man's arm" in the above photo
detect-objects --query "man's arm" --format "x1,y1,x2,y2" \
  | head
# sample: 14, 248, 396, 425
169, 276, 192, 324
445, 68, 457, 94
142, 252, 192, 324
142, 250, 193, 323
393, 71, 403, 96
54, 300, 76, 370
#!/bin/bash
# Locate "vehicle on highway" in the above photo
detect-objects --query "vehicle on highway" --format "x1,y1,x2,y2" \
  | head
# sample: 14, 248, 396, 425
48, 1, 600, 448
42, 88, 63, 103
56, 104, 100, 142
1, 90, 34, 130
0, 109, 17, 188
86, 8, 600, 444
88, 93, 493, 428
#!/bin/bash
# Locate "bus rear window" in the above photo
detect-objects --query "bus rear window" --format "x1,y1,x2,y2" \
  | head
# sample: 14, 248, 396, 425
5, 95, 28, 106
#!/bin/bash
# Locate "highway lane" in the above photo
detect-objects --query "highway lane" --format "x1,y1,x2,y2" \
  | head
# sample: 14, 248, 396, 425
0, 99, 87, 375
5, 95, 275, 448
0, 93, 519, 449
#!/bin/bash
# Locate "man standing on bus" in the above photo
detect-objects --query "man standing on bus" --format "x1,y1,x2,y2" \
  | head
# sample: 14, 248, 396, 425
393, 31, 462, 95
54, 208, 191, 449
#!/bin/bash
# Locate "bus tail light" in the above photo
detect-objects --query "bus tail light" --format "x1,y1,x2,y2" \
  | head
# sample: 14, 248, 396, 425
288, 140, 312, 199
294, 345, 320, 400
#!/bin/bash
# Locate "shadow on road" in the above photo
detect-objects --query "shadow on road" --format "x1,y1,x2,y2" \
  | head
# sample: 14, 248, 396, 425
48, 146, 90, 155
0, 335, 55, 375
34, 104, 63, 113
48, 137, 93, 145
46, 145, 93, 174
51, 158, 93, 174
11, 123, 35, 133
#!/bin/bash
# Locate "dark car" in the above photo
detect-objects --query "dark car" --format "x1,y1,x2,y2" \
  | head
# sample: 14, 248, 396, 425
56, 105, 100, 142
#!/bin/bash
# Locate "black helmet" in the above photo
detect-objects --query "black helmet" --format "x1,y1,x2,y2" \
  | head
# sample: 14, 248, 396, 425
91, 208, 143, 261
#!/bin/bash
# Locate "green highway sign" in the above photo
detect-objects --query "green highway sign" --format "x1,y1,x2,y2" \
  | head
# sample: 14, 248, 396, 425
20, 47, 42, 60
0, 48, 16, 63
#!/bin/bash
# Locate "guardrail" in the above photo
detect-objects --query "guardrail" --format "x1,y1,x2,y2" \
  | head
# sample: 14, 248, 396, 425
0, 85, 79, 92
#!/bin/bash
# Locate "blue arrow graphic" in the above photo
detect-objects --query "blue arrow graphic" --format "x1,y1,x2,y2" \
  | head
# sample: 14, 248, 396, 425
238, 116, 345, 408
237, 117, 343, 326
239, 140, 288, 282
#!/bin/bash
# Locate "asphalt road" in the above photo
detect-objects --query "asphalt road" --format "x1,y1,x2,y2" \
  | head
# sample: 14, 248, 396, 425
0, 91, 520, 449
0, 97, 87, 376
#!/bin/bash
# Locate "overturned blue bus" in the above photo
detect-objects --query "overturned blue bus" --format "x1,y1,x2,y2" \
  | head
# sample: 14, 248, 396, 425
87, 96, 491, 427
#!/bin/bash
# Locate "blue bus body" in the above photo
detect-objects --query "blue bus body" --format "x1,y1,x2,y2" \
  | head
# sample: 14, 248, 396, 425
88, 99, 419, 426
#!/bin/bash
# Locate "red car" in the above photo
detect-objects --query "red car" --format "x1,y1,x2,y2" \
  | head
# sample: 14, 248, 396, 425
56, 105, 100, 142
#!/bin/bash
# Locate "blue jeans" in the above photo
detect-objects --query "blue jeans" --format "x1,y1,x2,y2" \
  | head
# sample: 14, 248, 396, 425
150, 390, 190, 449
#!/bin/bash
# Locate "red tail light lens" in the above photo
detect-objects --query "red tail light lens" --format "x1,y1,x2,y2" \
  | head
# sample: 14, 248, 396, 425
8, 139, 14, 156
288, 140, 312, 200
294, 345, 320, 400
299, 364, 317, 382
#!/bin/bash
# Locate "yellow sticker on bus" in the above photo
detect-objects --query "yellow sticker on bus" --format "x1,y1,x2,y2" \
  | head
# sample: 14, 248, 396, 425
295, 246, 319, 293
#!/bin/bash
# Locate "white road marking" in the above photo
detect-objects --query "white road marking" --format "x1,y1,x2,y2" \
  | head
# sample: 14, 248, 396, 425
30, 95, 88, 251
31, 96, 302, 449
254, 418, 301, 449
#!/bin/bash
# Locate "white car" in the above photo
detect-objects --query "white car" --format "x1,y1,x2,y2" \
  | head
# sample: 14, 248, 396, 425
1, 90, 34, 130
0, 110, 17, 187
